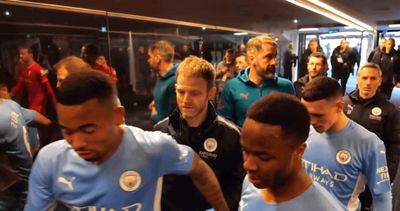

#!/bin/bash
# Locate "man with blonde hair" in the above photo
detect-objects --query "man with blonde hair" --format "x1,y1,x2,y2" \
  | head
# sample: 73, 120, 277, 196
53, 56, 91, 87
148, 40, 178, 123
218, 35, 294, 127
155, 56, 244, 211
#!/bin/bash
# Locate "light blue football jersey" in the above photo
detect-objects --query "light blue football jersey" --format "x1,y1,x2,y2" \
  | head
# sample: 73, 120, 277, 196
239, 175, 344, 211
25, 125, 194, 211
303, 120, 392, 211
0, 99, 36, 181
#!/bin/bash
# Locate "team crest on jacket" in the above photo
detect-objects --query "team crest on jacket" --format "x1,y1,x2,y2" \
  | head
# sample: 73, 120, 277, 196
336, 150, 352, 165
204, 138, 218, 152
371, 107, 382, 116
119, 171, 141, 192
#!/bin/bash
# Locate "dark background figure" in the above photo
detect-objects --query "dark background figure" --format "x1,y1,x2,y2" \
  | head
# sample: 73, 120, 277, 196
80, 44, 99, 68
136, 45, 153, 97
197, 42, 213, 63
283, 42, 298, 81
369, 38, 400, 99
352, 43, 361, 74
368, 39, 386, 62
216, 48, 236, 79
330, 39, 357, 95
299, 39, 323, 78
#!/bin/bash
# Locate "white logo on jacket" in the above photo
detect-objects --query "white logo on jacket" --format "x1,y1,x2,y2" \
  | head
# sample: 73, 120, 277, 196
57, 176, 76, 190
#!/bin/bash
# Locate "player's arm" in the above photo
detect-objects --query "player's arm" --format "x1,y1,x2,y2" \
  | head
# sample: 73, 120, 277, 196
40, 69, 58, 108
33, 111, 51, 126
364, 140, 392, 211
10, 76, 24, 98
188, 153, 229, 211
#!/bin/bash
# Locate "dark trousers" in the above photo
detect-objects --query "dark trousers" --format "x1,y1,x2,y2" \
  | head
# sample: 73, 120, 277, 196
332, 71, 350, 95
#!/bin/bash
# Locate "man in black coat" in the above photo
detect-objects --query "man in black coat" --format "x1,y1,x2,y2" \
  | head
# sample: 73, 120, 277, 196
154, 56, 244, 211
330, 39, 357, 95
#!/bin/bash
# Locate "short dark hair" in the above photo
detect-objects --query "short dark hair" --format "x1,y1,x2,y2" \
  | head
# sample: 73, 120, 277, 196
235, 52, 246, 59
19, 46, 33, 54
57, 71, 115, 105
308, 52, 327, 65
247, 91, 310, 145
302, 76, 342, 102
225, 48, 234, 55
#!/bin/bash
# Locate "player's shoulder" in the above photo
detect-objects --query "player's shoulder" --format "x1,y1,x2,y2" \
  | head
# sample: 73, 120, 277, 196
215, 115, 241, 135
2, 99, 20, 108
37, 140, 71, 161
349, 120, 383, 146
276, 76, 293, 86
124, 125, 177, 153
307, 182, 345, 210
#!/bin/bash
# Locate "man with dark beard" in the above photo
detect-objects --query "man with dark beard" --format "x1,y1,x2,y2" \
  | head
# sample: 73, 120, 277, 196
218, 35, 294, 127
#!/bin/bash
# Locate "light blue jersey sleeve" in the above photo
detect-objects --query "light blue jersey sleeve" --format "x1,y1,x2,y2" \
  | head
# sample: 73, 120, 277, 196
141, 130, 194, 176
19, 106, 36, 124
25, 145, 55, 210
363, 139, 392, 211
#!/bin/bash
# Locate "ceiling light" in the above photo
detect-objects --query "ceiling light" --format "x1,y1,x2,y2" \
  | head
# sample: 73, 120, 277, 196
233, 32, 248, 36
4, 11, 11, 16
202, 27, 206, 30
286, 0, 374, 32
293, 19, 298, 23
298, 27, 319, 32
388, 24, 400, 28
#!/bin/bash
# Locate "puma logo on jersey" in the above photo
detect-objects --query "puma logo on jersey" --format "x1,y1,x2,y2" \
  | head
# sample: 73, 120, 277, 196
239, 93, 249, 100
57, 176, 75, 190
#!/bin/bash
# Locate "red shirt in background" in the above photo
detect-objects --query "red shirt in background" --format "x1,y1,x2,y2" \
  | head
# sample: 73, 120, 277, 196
11, 62, 57, 114
94, 64, 118, 85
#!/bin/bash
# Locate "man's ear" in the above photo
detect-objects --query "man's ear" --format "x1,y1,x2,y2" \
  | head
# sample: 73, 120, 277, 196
114, 106, 125, 125
248, 54, 255, 65
208, 87, 217, 100
295, 142, 307, 159
336, 99, 344, 113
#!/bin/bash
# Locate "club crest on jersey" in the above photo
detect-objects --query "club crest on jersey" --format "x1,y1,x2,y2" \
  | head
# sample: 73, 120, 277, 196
204, 138, 218, 152
336, 150, 352, 165
119, 171, 141, 192
371, 107, 382, 116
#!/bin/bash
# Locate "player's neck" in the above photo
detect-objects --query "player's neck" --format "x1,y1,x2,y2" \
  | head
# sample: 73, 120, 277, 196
249, 68, 262, 85
327, 112, 349, 133
185, 106, 208, 127
26, 59, 34, 66
261, 168, 312, 203
159, 62, 174, 77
